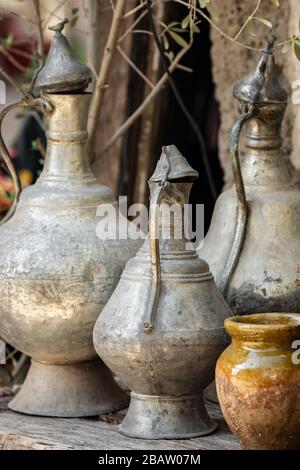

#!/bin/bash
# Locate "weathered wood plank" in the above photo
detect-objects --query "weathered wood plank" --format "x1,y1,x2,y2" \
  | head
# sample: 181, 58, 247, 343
0, 393, 240, 450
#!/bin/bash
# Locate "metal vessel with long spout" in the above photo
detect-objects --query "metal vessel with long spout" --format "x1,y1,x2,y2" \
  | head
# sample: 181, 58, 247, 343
0, 20, 139, 417
93, 146, 231, 439
199, 37, 300, 314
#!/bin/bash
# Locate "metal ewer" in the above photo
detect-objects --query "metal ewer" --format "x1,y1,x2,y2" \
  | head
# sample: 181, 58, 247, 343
93, 145, 231, 439
199, 36, 300, 315
0, 20, 140, 417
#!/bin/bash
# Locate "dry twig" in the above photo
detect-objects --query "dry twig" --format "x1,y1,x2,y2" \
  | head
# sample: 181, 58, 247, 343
0, 67, 24, 96
95, 43, 192, 160
117, 45, 155, 89
32, 0, 45, 58
88, 0, 128, 163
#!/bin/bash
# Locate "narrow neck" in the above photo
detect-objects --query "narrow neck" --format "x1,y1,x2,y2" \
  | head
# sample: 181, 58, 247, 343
150, 181, 192, 253
40, 93, 93, 183
241, 104, 292, 187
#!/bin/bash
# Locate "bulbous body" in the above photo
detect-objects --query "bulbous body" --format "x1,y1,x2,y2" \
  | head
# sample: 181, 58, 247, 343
94, 147, 231, 439
216, 313, 300, 450
0, 94, 139, 416
94, 243, 229, 394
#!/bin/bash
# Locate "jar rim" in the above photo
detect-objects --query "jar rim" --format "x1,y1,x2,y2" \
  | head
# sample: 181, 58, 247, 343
225, 313, 300, 341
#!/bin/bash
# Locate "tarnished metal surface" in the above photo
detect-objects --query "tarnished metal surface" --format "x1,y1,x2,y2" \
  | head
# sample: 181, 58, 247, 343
93, 146, 231, 439
199, 39, 300, 315
0, 92, 139, 416
233, 36, 287, 105
34, 19, 92, 93
9, 360, 128, 417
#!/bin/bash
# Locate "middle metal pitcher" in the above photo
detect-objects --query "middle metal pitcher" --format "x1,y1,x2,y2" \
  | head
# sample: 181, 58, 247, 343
93, 145, 231, 439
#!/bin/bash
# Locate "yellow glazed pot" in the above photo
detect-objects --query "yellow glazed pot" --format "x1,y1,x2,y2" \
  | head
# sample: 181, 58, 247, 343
216, 313, 300, 450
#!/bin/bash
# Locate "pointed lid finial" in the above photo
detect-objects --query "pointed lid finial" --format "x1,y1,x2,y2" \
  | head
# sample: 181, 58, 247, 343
48, 17, 69, 33
150, 145, 198, 183
34, 18, 92, 93
233, 35, 287, 105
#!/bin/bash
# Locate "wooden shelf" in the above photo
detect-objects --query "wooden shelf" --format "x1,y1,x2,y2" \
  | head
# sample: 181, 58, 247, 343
0, 393, 240, 450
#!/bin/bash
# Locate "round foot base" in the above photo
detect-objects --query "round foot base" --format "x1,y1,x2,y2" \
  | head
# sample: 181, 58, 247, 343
9, 360, 128, 417
119, 392, 217, 439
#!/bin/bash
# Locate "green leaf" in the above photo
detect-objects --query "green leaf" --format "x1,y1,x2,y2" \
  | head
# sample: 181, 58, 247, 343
199, 0, 209, 8
245, 19, 256, 37
168, 30, 189, 48
206, 4, 219, 22
181, 15, 190, 29
31, 139, 38, 151
192, 24, 201, 33
167, 21, 179, 29
162, 34, 169, 51
171, 27, 186, 33
281, 42, 291, 54
163, 21, 180, 33
72, 7, 79, 14
5, 33, 14, 47
176, 64, 193, 73
1, 33, 14, 48
165, 51, 175, 63
253, 17, 272, 29
69, 15, 79, 28
269, 0, 280, 6
294, 41, 300, 61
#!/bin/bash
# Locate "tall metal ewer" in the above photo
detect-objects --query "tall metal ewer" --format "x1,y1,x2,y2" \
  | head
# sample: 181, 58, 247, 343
199, 37, 300, 314
93, 146, 231, 439
0, 20, 139, 417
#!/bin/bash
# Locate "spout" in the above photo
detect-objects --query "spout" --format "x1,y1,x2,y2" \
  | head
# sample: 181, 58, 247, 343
150, 145, 198, 183
143, 146, 198, 334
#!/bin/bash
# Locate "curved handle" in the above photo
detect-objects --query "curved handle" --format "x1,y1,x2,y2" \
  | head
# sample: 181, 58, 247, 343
219, 105, 255, 295
0, 102, 23, 225
143, 183, 165, 334
0, 95, 52, 226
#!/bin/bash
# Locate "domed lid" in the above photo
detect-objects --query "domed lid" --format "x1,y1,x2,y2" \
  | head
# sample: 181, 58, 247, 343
233, 36, 287, 105
34, 19, 92, 93
149, 145, 198, 183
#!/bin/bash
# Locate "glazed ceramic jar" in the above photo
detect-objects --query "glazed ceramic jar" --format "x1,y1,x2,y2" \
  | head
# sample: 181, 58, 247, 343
216, 313, 300, 450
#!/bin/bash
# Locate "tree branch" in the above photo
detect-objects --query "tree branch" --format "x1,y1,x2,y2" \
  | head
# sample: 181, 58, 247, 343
117, 45, 155, 89
173, 0, 260, 51
32, 0, 45, 58
118, 8, 148, 44
88, 0, 128, 163
0, 46, 27, 73
94, 43, 192, 161
0, 67, 24, 96
86, 0, 104, 75
124, 1, 147, 19
233, 0, 262, 41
